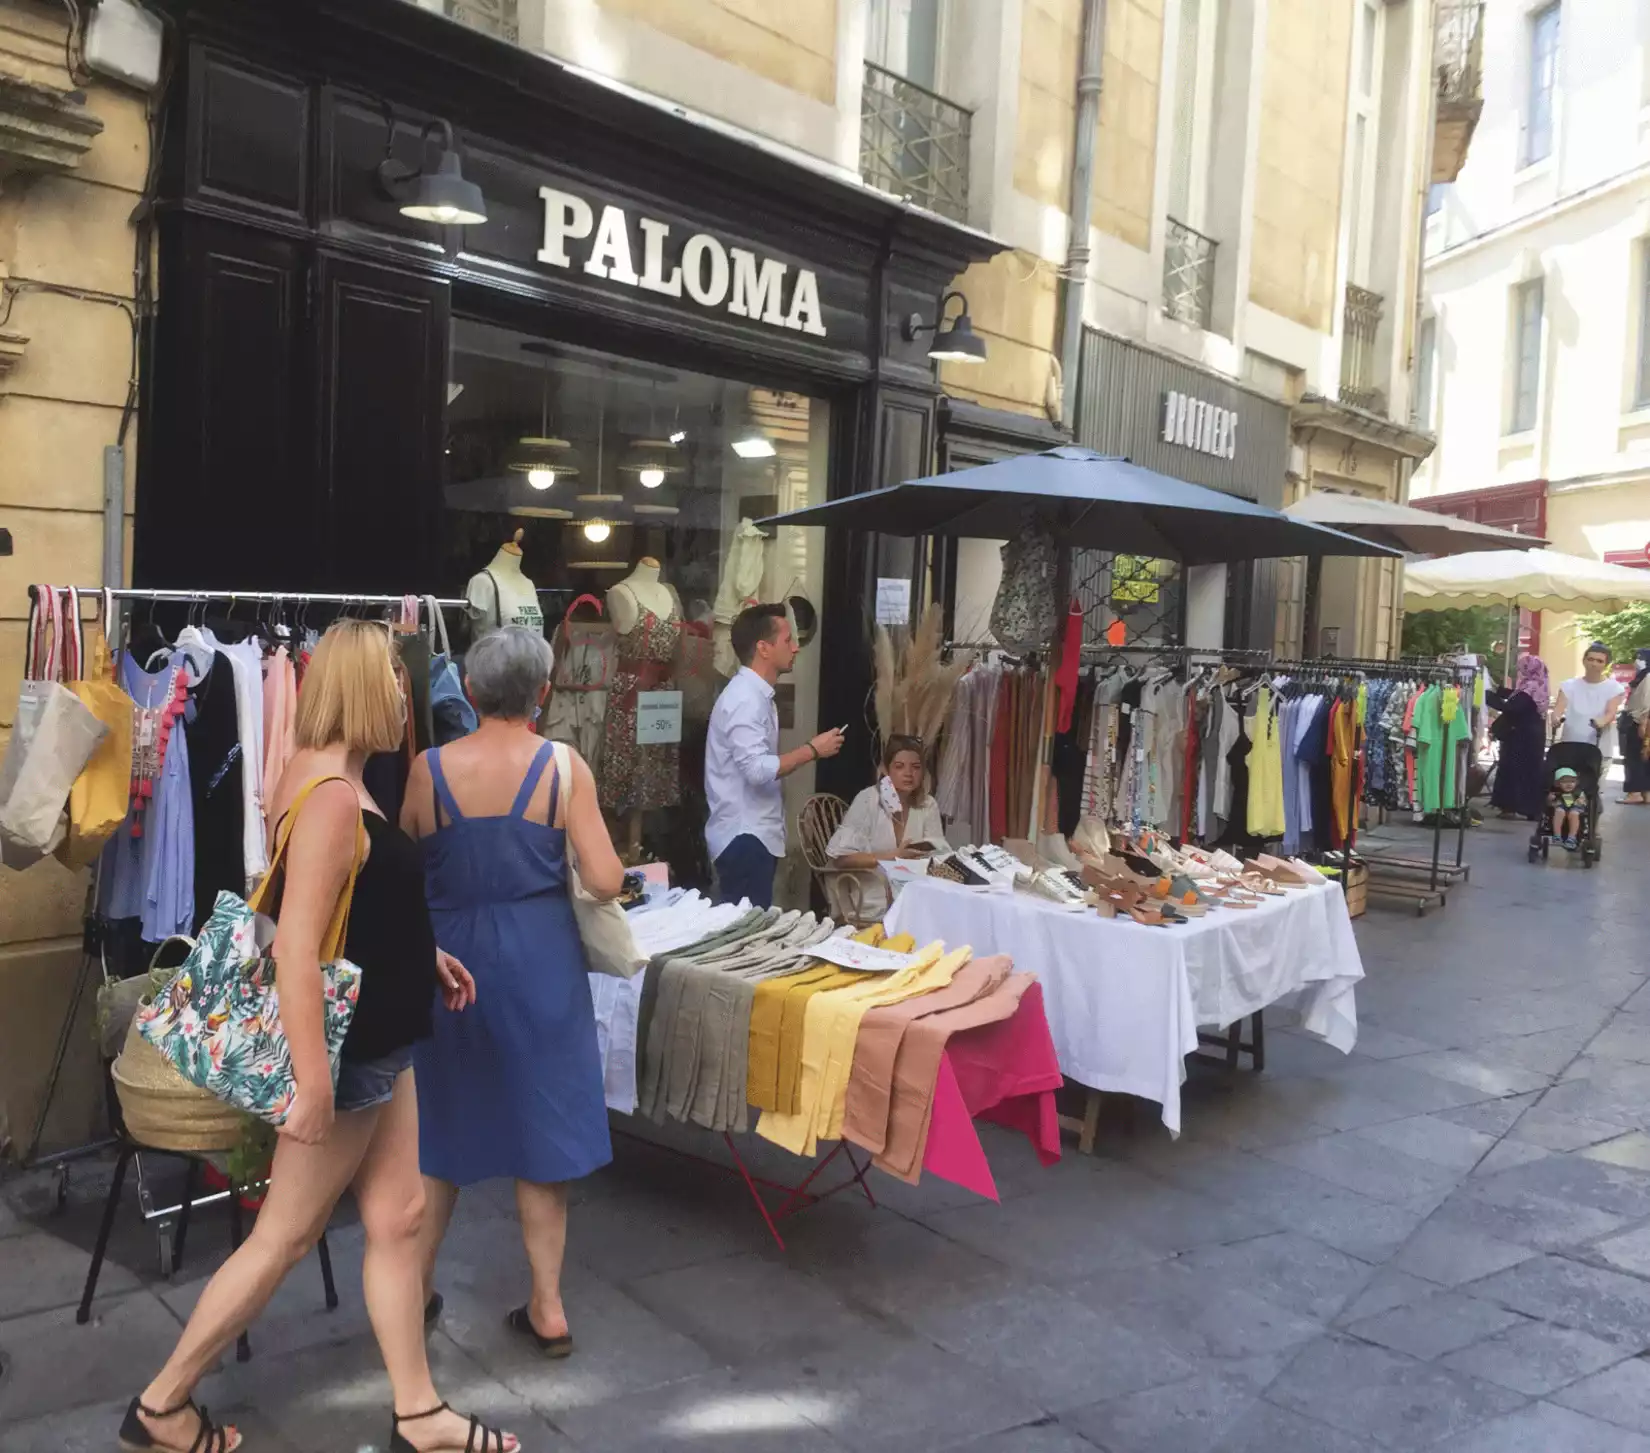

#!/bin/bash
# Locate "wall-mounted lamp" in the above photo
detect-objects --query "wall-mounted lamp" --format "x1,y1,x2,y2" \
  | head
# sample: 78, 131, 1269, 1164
902, 290, 988, 365
377, 116, 487, 226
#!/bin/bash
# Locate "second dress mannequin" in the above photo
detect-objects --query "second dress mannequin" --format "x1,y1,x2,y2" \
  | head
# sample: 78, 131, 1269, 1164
466, 530, 546, 635
601, 557, 683, 827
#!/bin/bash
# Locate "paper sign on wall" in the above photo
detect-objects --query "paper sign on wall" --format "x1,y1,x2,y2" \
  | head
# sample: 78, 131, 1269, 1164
875, 577, 912, 626
636, 690, 684, 745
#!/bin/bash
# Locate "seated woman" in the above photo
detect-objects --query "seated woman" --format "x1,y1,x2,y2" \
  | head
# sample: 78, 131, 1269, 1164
826, 734, 949, 920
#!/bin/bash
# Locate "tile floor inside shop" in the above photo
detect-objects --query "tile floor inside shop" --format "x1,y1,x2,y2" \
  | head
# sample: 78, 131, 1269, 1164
5, 805, 1650, 1453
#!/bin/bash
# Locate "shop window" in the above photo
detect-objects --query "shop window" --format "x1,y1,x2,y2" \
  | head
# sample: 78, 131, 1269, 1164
1523, 2, 1560, 167
1072, 548, 1184, 648
443, 319, 830, 888
1509, 277, 1544, 434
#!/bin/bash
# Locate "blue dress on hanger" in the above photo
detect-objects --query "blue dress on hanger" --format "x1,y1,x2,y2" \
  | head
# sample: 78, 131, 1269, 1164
413, 741, 612, 1186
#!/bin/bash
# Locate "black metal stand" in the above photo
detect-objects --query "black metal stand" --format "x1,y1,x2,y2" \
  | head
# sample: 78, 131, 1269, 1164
76, 1142, 338, 1362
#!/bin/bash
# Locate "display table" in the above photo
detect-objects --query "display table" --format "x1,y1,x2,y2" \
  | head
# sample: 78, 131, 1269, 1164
884, 877, 1364, 1136
606, 972, 1063, 1246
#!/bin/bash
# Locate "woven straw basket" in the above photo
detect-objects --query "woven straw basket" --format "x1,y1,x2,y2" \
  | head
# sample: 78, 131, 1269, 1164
111, 1022, 246, 1153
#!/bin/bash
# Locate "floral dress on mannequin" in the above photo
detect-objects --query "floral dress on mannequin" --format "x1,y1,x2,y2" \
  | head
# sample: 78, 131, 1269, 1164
600, 590, 684, 814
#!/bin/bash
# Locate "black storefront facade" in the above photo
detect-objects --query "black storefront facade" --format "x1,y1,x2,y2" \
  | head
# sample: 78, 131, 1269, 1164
1073, 328, 1293, 649
136, 0, 1007, 815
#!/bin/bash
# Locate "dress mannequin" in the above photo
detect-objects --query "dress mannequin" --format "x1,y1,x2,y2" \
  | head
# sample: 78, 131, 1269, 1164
600, 555, 682, 860
606, 557, 673, 634
467, 530, 545, 634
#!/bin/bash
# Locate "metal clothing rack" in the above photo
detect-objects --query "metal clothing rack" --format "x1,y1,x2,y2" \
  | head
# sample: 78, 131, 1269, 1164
18, 584, 464, 1221
1308, 658, 1478, 915
942, 640, 1477, 916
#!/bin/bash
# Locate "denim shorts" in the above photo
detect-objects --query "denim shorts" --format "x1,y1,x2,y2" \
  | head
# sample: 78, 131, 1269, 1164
334, 1045, 413, 1113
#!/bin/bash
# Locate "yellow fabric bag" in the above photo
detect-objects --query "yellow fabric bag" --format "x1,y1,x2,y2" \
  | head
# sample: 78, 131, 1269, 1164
58, 590, 134, 869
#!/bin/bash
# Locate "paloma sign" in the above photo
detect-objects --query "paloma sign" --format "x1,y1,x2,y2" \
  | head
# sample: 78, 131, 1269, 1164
536, 185, 828, 337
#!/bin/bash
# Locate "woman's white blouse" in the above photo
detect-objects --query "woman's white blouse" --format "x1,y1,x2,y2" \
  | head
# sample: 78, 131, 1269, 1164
826, 786, 950, 859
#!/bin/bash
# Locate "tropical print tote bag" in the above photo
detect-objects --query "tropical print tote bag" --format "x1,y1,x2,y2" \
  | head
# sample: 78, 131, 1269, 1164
135, 776, 365, 1125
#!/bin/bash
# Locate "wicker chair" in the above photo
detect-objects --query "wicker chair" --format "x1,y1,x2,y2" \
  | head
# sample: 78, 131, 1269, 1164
798, 793, 876, 928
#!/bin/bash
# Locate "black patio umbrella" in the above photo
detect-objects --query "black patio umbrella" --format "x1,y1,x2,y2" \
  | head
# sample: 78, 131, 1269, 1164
758, 445, 1399, 565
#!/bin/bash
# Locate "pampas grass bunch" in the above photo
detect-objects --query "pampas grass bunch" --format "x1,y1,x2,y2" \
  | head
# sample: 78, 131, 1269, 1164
872, 604, 971, 752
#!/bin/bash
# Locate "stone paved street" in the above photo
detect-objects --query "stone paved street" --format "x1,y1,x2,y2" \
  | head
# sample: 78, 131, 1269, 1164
4, 807, 1650, 1452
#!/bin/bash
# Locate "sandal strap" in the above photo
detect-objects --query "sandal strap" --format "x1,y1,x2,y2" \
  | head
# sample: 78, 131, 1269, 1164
137, 1394, 198, 1421
395, 1401, 452, 1426
188, 1405, 222, 1453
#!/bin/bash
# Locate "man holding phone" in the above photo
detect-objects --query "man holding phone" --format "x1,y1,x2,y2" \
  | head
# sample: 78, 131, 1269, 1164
705, 603, 844, 907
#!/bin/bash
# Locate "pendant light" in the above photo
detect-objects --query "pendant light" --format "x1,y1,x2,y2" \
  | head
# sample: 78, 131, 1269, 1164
621, 391, 684, 489
509, 351, 577, 486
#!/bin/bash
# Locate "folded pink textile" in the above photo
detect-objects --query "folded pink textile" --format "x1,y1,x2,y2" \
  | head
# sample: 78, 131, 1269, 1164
922, 981, 1063, 1198
875, 971, 1036, 1182
841, 955, 1012, 1155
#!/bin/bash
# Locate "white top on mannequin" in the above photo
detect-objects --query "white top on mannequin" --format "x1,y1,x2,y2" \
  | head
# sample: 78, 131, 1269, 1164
607, 557, 674, 634
467, 536, 545, 633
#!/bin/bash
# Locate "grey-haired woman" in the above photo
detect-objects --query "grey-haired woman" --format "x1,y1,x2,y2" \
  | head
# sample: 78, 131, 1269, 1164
400, 626, 625, 1357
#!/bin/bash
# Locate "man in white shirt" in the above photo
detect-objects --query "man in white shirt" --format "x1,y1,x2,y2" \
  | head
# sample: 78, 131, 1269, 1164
705, 603, 843, 907
1554, 642, 1625, 746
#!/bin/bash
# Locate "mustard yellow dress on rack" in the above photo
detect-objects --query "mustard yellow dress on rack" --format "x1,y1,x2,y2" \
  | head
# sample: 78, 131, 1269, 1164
1246, 683, 1287, 840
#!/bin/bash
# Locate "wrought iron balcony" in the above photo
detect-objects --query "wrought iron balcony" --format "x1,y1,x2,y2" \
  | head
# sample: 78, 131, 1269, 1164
859, 61, 972, 223
439, 0, 519, 43
1433, 1, 1484, 183
1162, 218, 1217, 330
1339, 283, 1387, 415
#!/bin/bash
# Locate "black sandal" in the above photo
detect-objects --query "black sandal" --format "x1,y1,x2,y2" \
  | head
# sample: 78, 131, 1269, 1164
119, 1395, 237, 1452
389, 1401, 515, 1452
506, 1304, 574, 1357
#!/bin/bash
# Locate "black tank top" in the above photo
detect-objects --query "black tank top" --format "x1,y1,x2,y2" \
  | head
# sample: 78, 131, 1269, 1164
341, 813, 436, 1061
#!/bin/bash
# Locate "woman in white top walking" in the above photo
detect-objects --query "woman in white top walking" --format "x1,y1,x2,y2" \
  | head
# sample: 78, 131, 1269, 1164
827, 734, 949, 919
1553, 643, 1625, 747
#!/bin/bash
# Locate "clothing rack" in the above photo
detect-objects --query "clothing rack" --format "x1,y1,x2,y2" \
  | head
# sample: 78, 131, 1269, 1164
938, 637, 1477, 916
18, 582, 464, 1217
1307, 658, 1476, 913
27, 585, 468, 610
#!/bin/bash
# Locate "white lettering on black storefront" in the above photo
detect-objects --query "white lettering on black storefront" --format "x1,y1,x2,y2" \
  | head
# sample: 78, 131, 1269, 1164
537, 186, 827, 337
1161, 389, 1238, 461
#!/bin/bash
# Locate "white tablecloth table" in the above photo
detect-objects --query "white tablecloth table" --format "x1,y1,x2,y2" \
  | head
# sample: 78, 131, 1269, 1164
883, 876, 1363, 1134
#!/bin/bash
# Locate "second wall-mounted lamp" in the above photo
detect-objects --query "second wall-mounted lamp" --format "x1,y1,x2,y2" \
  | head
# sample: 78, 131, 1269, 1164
902, 290, 988, 365
377, 114, 488, 226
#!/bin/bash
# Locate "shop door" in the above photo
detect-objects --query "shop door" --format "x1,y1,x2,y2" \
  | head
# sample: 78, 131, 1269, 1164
139, 217, 310, 588
313, 252, 450, 589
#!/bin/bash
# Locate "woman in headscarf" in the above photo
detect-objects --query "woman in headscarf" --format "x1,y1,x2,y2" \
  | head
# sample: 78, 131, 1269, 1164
1487, 654, 1550, 820
1617, 648, 1650, 804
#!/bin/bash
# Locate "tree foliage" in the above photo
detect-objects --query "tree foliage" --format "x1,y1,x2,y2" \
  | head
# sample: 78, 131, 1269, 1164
1401, 606, 1511, 679
1574, 603, 1650, 663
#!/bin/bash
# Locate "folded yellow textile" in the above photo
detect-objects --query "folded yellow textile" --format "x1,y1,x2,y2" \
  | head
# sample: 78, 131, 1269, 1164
747, 921, 885, 1112
755, 936, 970, 1157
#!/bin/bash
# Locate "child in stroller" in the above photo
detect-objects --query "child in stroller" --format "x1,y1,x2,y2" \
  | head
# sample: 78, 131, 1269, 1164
1530, 740, 1603, 866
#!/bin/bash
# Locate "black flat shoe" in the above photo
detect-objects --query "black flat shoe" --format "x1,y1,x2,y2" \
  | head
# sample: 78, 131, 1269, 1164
119, 1395, 238, 1452
506, 1304, 574, 1357
390, 1401, 515, 1452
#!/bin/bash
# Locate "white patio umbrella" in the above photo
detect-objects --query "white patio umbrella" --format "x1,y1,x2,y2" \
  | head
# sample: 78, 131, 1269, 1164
1284, 493, 1542, 555
1404, 547, 1650, 680
1403, 547, 1650, 612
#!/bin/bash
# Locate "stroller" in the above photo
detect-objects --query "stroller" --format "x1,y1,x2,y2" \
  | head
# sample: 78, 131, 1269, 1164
1528, 738, 1603, 868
